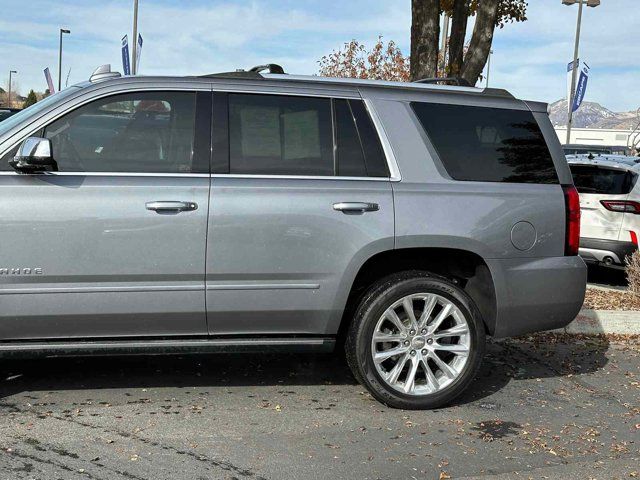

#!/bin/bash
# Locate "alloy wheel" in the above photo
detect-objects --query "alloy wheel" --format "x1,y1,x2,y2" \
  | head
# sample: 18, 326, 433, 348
371, 293, 471, 396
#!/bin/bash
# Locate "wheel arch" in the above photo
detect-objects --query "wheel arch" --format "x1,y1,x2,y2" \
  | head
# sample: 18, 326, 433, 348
335, 247, 498, 345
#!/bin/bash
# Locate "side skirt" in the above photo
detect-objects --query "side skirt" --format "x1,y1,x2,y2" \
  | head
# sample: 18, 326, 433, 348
0, 336, 336, 359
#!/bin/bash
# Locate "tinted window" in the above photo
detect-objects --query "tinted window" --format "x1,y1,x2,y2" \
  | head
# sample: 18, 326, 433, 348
334, 99, 367, 177
43, 91, 197, 173
412, 103, 558, 184
570, 165, 636, 195
349, 100, 389, 177
229, 94, 333, 176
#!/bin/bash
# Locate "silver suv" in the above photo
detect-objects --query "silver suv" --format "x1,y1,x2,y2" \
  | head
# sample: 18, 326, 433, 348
0, 65, 586, 409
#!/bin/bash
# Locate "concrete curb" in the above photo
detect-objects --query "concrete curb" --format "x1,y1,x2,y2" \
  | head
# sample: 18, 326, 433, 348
555, 309, 640, 335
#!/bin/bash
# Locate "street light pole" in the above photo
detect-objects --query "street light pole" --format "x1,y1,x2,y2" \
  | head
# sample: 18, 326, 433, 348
563, 0, 600, 145
440, 13, 450, 75
131, 0, 139, 75
566, 1, 583, 145
58, 28, 71, 92
8, 70, 17, 108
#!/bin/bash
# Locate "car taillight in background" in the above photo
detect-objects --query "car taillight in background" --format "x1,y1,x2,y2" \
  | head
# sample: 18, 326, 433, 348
600, 200, 640, 214
563, 185, 581, 256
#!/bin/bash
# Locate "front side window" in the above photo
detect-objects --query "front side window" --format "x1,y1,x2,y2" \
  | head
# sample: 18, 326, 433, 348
412, 102, 558, 184
43, 91, 198, 173
229, 94, 333, 176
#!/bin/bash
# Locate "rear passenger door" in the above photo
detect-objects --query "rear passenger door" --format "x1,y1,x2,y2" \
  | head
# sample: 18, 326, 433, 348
206, 91, 394, 335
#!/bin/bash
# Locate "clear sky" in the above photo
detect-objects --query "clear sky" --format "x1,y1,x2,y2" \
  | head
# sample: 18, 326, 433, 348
1, 0, 638, 112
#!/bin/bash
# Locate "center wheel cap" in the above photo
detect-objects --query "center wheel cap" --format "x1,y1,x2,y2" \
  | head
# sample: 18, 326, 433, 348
411, 336, 426, 349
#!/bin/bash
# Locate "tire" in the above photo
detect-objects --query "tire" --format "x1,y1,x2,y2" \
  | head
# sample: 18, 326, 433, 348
345, 271, 485, 409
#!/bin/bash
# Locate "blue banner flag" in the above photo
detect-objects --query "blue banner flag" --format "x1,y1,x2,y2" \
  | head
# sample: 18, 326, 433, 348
572, 63, 590, 113
136, 34, 143, 73
121, 35, 131, 75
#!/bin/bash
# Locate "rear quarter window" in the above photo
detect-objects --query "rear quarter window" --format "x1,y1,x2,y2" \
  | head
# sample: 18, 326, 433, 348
570, 165, 636, 195
411, 103, 558, 184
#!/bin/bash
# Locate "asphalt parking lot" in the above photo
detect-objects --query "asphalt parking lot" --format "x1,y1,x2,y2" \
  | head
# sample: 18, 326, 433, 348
0, 335, 638, 480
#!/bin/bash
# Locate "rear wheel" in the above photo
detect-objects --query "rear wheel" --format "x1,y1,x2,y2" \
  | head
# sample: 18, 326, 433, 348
345, 271, 485, 409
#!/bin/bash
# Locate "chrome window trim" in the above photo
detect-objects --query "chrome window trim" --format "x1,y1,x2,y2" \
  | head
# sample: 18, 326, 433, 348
211, 85, 360, 100
0, 171, 387, 181
210, 174, 390, 182
0, 171, 210, 178
362, 98, 402, 182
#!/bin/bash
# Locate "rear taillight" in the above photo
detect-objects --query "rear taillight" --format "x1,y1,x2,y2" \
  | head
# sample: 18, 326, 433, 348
563, 185, 581, 256
631, 231, 638, 246
600, 200, 640, 214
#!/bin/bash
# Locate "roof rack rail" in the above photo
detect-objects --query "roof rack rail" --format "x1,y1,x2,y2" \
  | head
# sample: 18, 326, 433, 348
200, 63, 286, 80
200, 70, 264, 80
413, 77, 472, 87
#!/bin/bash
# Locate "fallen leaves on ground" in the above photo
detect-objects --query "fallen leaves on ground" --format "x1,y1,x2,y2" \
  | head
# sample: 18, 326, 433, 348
583, 288, 640, 311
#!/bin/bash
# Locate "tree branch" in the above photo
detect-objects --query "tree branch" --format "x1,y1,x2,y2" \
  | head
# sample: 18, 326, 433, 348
460, 0, 500, 85
447, 0, 469, 76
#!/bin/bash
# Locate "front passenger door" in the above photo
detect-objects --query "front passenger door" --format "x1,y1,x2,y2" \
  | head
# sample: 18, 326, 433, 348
0, 89, 211, 340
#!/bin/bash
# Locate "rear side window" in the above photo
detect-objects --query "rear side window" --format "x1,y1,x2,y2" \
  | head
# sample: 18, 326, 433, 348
570, 165, 636, 195
411, 103, 558, 184
229, 94, 333, 176
224, 94, 388, 178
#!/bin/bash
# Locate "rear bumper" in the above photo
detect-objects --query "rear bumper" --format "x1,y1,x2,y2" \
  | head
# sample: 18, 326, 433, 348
486, 256, 587, 338
579, 237, 637, 268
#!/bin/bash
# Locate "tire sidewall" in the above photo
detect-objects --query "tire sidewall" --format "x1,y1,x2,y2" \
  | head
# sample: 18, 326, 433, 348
353, 274, 485, 409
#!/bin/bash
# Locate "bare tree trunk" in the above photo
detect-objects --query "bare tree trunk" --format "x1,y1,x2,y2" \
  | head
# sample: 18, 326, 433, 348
447, 0, 469, 76
410, 0, 440, 81
460, 0, 499, 86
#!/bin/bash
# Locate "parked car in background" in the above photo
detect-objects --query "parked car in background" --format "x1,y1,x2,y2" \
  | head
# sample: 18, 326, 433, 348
563, 144, 631, 157
0, 108, 21, 122
568, 154, 640, 268
0, 64, 587, 409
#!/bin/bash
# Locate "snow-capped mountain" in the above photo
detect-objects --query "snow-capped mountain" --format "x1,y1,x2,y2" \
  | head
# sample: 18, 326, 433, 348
549, 100, 639, 130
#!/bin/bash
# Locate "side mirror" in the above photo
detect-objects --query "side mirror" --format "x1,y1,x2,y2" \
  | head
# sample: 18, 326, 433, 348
10, 137, 58, 172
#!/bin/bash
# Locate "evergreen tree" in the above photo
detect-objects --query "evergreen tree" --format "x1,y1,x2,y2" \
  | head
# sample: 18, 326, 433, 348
23, 90, 38, 108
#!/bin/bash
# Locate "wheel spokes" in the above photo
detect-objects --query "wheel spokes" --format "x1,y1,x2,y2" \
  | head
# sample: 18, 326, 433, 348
433, 343, 469, 356
432, 323, 469, 339
427, 303, 452, 334
386, 352, 410, 384
422, 357, 439, 393
374, 345, 408, 363
373, 332, 405, 343
403, 356, 420, 393
417, 295, 437, 330
384, 309, 407, 334
402, 298, 419, 331
429, 351, 457, 379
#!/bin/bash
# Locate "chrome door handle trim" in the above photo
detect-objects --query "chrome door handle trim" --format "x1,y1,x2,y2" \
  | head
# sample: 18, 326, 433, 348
145, 201, 198, 212
333, 202, 379, 213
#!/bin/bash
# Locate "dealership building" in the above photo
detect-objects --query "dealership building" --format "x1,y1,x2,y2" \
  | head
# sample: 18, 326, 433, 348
554, 126, 638, 151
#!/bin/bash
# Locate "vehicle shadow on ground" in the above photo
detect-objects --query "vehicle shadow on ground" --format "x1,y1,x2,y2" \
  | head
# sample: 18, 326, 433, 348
587, 264, 628, 288
0, 336, 610, 404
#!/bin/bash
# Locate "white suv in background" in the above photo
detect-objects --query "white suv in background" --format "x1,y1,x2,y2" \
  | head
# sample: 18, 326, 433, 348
568, 154, 640, 268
